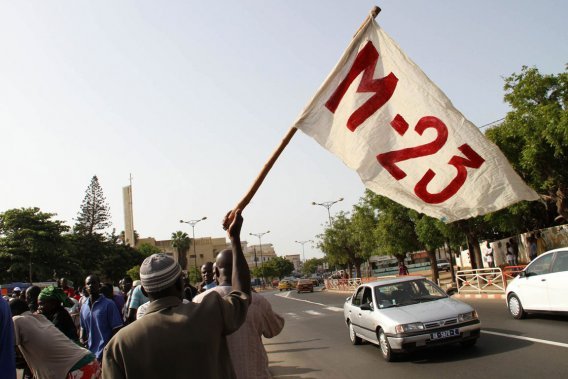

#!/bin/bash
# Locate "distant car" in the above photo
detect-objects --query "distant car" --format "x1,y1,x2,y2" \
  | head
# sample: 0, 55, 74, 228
297, 279, 314, 293
278, 280, 293, 292
437, 259, 451, 272
506, 248, 568, 319
272, 279, 279, 287
344, 276, 480, 361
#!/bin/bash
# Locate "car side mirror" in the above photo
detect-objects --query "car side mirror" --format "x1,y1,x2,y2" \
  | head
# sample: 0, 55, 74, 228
360, 303, 373, 311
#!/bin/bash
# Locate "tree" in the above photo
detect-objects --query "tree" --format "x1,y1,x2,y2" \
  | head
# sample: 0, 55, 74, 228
75, 175, 112, 236
302, 258, 324, 275
412, 213, 446, 283
0, 208, 69, 283
486, 66, 568, 221
171, 231, 191, 271
137, 242, 163, 258
262, 257, 294, 279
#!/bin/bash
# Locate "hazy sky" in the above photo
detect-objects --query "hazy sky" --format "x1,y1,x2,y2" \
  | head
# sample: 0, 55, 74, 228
1, 1, 566, 261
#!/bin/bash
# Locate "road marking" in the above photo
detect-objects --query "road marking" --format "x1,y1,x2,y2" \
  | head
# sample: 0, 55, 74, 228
325, 307, 344, 312
305, 310, 324, 316
482, 331, 568, 349
285, 312, 302, 319
274, 293, 327, 307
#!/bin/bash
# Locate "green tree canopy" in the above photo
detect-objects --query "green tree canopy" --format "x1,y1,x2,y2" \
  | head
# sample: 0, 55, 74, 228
171, 231, 191, 271
262, 256, 294, 279
302, 258, 324, 275
75, 175, 112, 236
0, 208, 69, 283
486, 66, 568, 221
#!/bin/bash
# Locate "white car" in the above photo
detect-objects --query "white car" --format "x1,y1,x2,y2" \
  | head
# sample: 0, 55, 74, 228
343, 276, 481, 361
506, 248, 568, 319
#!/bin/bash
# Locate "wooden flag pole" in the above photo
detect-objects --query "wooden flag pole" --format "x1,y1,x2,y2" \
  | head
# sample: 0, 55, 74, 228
224, 6, 382, 229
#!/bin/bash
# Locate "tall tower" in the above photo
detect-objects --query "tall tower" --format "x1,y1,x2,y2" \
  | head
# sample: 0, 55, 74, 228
123, 174, 135, 247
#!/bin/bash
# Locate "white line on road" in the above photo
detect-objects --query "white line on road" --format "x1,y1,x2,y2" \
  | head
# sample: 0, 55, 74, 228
482, 331, 568, 349
304, 310, 324, 316
325, 307, 344, 312
274, 293, 328, 307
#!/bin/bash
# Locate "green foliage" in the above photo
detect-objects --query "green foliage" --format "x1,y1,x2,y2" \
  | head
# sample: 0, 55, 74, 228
137, 242, 163, 258
261, 257, 294, 279
75, 175, 112, 236
302, 258, 324, 275
486, 65, 568, 221
0, 208, 69, 283
171, 231, 191, 271
126, 265, 140, 280
187, 266, 201, 284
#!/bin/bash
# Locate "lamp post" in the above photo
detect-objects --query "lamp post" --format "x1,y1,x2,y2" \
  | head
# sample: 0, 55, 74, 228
295, 240, 313, 263
312, 197, 344, 226
249, 231, 270, 283
180, 217, 207, 270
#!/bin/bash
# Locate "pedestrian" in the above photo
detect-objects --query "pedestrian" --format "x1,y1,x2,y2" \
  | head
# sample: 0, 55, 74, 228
12, 286, 23, 299
509, 238, 519, 265
505, 243, 515, 266
123, 280, 148, 325
25, 285, 41, 313
535, 231, 546, 256
37, 286, 79, 342
59, 278, 76, 298
102, 209, 251, 379
80, 275, 123, 362
182, 275, 198, 301
485, 242, 494, 268
193, 248, 285, 379
528, 234, 538, 261
119, 277, 133, 324
1, 296, 16, 379
11, 298, 101, 379
398, 261, 409, 276
101, 283, 125, 318
198, 261, 217, 293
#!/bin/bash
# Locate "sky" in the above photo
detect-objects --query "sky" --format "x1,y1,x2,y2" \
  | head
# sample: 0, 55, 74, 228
1, 1, 566, 261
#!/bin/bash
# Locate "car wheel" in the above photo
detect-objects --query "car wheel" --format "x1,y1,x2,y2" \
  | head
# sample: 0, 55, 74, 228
378, 328, 396, 362
460, 338, 477, 348
508, 293, 526, 319
348, 321, 361, 345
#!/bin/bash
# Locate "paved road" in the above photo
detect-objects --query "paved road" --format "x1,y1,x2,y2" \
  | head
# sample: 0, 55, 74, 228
263, 288, 568, 378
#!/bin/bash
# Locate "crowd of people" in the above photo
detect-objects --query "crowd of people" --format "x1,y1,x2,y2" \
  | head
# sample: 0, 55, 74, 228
1, 210, 285, 378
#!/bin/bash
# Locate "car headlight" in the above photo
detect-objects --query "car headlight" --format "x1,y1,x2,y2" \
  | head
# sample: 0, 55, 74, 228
395, 322, 425, 334
458, 311, 478, 322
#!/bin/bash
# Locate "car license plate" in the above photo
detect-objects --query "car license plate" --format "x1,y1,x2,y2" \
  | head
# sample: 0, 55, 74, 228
431, 328, 459, 340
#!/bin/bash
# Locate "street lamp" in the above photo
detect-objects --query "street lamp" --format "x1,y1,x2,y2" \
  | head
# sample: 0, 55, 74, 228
250, 230, 270, 283
295, 240, 313, 262
180, 217, 207, 270
312, 197, 344, 226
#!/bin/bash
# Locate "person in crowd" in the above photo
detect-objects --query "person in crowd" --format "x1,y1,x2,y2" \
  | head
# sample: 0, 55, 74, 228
193, 248, 284, 378
59, 277, 76, 298
485, 242, 494, 268
102, 209, 251, 378
509, 238, 519, 265
124, 280, 148, 325
119, 276, 133, 323
198, 261, 217, 293
1, 296, 16, 379
80, 275, 123, 362
25, 285, 41, 313
101, 283, 125, 318
182, 275, 198, 301
11, 298, 101, 379
505, 243, 515, 266
535, 231, 546, 256
398, 261, 409, 276
528, 234, 538, 261
38, 286, 78, 342
12, 286, 23, 299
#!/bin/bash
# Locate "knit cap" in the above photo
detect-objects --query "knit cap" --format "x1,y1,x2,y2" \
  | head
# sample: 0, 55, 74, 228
140, 254, 181, 293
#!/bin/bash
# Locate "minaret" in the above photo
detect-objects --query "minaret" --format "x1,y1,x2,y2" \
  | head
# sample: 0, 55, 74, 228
122, 174, 135, 246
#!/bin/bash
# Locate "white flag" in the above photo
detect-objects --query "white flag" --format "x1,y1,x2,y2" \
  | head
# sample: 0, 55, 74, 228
293, 17, 538, 222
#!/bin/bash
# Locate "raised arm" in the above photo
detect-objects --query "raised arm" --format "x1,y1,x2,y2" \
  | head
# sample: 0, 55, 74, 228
224, 209, 251, 300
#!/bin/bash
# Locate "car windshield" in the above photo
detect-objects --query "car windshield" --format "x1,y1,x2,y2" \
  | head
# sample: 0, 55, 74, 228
374, 279, 447, 309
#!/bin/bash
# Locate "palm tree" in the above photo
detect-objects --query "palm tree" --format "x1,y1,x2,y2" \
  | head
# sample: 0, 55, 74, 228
171, 231, 191, 270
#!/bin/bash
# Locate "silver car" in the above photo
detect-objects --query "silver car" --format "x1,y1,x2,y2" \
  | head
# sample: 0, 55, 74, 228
343, 276, 481, 361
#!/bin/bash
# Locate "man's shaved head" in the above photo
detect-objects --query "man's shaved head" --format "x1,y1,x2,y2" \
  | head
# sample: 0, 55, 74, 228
215, 249, 233, 286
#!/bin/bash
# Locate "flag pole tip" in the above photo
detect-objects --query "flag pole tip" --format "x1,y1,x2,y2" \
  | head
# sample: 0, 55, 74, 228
370, 6, 381, 19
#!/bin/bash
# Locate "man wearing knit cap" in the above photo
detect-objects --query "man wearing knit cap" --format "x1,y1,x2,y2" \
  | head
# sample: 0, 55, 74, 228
102, 209, 251, 379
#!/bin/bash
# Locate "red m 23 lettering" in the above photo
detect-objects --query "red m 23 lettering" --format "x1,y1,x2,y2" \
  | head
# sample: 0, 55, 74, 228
325, 40, 398, 132
377, 114, 485, 204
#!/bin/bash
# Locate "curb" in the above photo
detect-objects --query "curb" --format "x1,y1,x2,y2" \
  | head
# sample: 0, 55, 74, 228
452, 293, 506, 300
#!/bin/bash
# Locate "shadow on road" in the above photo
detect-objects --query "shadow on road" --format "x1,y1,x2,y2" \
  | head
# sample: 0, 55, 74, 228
265, 339, 321, 346
402, 330, 532, 364
267, 346, 329, 354
270, 364, 321, 379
